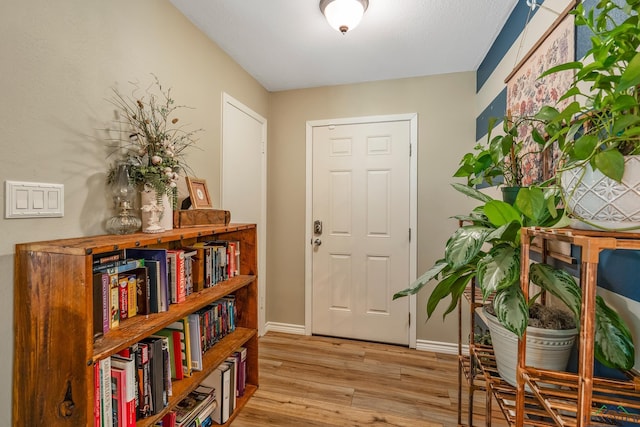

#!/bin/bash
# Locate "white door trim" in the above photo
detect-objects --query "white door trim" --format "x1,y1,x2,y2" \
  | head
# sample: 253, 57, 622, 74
222, 92, 267, 336
305, 113, 418, 348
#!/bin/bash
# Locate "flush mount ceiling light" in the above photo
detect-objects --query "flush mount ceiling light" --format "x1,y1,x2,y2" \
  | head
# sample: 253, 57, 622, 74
319, 0, 369, 34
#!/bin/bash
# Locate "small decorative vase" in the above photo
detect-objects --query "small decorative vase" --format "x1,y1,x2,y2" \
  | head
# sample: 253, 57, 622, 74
140, 186, 173, 233
560, 155, 640, 231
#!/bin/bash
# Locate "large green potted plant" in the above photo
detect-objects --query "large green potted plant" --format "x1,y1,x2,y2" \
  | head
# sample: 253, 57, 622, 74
537, 0, 640, 230
454, 115, 550, 204
394, 182, 634, 383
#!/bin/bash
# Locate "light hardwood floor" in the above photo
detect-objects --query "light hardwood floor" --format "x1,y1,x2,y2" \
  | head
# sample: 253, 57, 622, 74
233, 332, 509, 426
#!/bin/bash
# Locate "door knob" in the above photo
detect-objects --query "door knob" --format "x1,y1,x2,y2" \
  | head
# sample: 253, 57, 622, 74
314, 239, 322, 247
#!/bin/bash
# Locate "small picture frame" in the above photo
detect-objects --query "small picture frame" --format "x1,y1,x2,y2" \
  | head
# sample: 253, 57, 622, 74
185, 177, 212, 209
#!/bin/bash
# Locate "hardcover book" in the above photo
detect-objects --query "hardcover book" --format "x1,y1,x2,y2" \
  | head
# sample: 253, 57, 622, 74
126, 248, 169, 312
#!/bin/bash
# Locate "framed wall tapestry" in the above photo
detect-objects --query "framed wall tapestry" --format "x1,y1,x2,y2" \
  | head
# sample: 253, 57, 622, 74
505, 6, 575, 186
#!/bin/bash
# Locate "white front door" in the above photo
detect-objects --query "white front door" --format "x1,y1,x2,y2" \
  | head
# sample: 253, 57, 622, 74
222, 93, 267, 335
310, 118, 413, 345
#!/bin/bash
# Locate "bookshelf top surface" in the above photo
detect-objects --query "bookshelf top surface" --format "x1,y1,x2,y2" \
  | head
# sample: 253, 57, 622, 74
15, 223, 256, 255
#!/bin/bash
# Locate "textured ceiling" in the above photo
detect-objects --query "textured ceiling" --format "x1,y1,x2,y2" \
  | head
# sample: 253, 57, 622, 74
169, 0, 519, 92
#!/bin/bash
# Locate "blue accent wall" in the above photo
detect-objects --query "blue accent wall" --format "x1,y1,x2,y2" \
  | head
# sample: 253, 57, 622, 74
476, 1, 542, 92
476, 87, 507, 141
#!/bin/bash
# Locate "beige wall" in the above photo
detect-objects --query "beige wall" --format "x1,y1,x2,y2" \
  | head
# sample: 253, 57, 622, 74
267, 75, 478, 341
0, 1, 268, 423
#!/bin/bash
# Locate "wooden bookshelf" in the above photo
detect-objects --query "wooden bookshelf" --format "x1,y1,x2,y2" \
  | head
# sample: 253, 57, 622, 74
13, 224, 258, 426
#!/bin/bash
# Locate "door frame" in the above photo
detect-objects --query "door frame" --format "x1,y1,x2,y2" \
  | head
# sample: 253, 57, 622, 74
304, 113, 418, 348
222, 92, 267, 336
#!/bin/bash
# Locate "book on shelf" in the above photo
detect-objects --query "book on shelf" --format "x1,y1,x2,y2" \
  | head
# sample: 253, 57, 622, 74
185, 246, 205, 292
151, 335, 173, 399
167, 249, 187, 304
126, 248, 169, 312
153, 329, 183, 380
135, 342, 152, 420
141, 336, 167, 415
224, 357, 237, 414
201, 363, 231, 425
93, 272, 110, 339
92, 250, 125, 272
227, 241, 240, 277
118, 275, 129, 321
95, 258, 145, 275
134, 267, 151, 316
207, 241, 229, 285
110, 366, 125, 427
183, 250, 197, 297
98, 357, 113, 427
234, 347, 247, 397
174, 384, 215, 427
111, 355, 136, 427
161, 411, 176, 427
187, 314, 203, 371
110, 273, 120, 329
166, 317, 192, 377
94, 362, 101, 426
126, 273, 137, 319
145, 260, 161, 314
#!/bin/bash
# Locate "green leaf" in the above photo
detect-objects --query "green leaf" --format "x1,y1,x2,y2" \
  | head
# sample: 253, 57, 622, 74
453, 164, 473, 177
535, 105, 560, 121
594, 150, 625, 182
486, 221, 521, 244
594, 296, 635, 370
445, 226, 492, 269
612, 94, 638, 111
393, 260, 448, 299
529, 263, 581, 320
426, 270, 464, 318
477, 245, 520, 300
515, 187, 545, 222
493, 286, 528, 337
483, 200, 522, 227
617, 51, 640, 93
573, 134, 599, 160
612, 114, 640, 135
442, 273, 474, 318
531, 127, 545, 145
451, 183, 493, 203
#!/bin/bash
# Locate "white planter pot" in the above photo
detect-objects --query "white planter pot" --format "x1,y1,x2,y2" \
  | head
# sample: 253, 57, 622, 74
482, 307, 577, 388
560, 155, 640, 231
140, 189, 173, 233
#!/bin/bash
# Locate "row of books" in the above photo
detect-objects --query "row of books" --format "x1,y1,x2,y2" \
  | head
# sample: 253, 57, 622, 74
94, 337, 169, 427
94, 298, 238, 427
92, 241, 240, 339
190, 240, 240, 289
156, 351, 247, 427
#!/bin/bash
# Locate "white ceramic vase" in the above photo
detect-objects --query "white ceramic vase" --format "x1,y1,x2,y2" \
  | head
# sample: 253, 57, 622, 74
482, 307, 577, 388
560, 155, 640, 231
140, 188, 173, 233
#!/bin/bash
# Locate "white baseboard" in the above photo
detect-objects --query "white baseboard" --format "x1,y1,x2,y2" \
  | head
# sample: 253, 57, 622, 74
416, 339, 469, 356
264, 322, 306, 335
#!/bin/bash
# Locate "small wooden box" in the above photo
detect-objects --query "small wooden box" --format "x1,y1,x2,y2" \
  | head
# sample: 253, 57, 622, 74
173, 209, 231, 228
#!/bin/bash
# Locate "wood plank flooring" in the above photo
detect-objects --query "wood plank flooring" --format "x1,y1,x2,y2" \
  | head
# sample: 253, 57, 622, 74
233, 332, 510, 426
